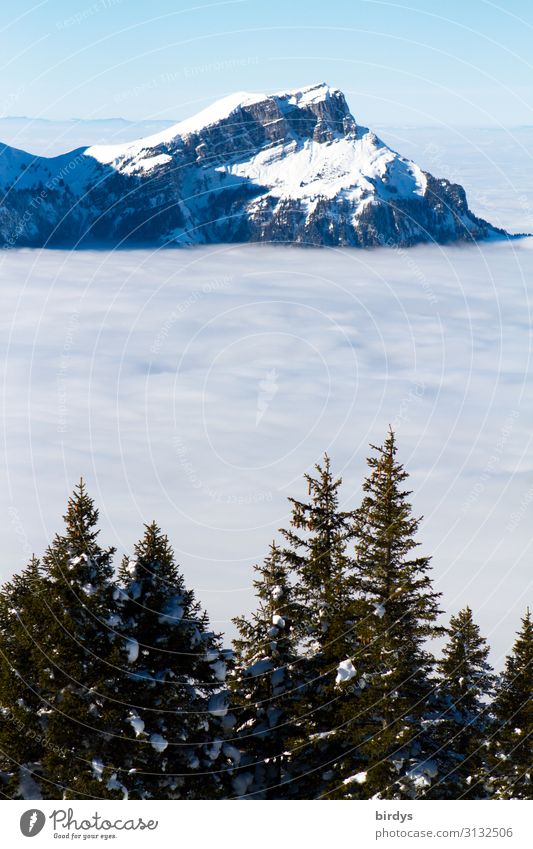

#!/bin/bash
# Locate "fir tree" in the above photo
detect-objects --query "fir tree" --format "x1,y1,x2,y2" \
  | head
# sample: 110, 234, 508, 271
434, 606, 494, 798
113, 521, 235, 799
279, 455, 363, 798
35, 481, 125, 799
346, 430, 444, 799
231, 542, 302, 798
487, 609, 532, 799
0, 557, 47, 799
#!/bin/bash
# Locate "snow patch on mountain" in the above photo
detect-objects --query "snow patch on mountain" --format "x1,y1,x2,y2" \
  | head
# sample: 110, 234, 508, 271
223, 134, 427, 205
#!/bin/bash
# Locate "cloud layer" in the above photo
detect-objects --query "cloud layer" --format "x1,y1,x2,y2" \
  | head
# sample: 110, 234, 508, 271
2, 232, 532, 664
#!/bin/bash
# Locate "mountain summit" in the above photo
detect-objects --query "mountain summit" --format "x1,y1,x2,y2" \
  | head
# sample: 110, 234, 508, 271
0, 84, 508, 248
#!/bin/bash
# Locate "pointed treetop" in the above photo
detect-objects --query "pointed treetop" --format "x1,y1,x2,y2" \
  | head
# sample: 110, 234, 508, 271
355, 430, 422, 565
62, 478, 100, 551
364, 428, 409, 484
287, 453, 351, 531
438, 605, 494, 703
510, 607, 533, 653
40, 482, 115, 586
119, 520, 184, 589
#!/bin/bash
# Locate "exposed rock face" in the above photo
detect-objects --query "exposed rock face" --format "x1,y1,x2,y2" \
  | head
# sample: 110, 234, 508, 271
0, 84, 508, 248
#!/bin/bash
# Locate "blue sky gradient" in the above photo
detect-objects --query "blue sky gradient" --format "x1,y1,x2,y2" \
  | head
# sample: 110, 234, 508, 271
2, 1, 533, 126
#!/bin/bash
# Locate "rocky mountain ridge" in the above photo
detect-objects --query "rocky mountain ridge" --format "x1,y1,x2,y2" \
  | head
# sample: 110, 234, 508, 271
0, 83, 508, 248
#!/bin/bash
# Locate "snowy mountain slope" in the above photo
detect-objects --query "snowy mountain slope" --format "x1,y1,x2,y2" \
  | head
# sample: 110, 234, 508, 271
0, 83, 509, 248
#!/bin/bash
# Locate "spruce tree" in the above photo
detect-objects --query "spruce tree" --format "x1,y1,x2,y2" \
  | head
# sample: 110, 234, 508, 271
113, 521, 235, 799
35, 481, 125, 799
231, 542, 302, 798
434, 606, 494, 798
0, 557, 47, 798
487, 609, 532, 799
279, 455, 363, 798
345, 430, 444, 799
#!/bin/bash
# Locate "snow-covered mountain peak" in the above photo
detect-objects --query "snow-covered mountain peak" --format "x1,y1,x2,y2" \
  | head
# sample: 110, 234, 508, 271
0, 84, 509, 248
274, 82, 341, 103
169, 82, 346, 134
84, 83, 356, 169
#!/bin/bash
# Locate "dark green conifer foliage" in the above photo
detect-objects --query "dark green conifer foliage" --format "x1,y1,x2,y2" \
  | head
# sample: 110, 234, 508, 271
0, 459, 529, 803
114, 521, 234, 799
347, 430, 444, 799
0, 557, 46, 798
231, 542, 302, 798
279, 455, 362, 798
434, 606, 494, 798
35, 481, 123, 799
487, 609, 532, 799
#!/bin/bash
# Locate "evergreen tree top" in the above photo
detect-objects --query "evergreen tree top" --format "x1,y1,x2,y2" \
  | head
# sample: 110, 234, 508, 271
285, 453, 354, 534
1, 555, 41, 596
118, 521, 184, 589
62, 479, 101, 551
438, 606, 494, 705
354, 429, 427, 570
251, 542, 290, 599
41, 481, 115, 586
503, 608, 532, 673
280, 454, 356, 596
360, 429, 411, 500
116, 521, 218, 644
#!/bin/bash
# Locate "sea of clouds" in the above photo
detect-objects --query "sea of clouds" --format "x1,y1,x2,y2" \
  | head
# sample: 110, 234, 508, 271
1, 123, 533, 663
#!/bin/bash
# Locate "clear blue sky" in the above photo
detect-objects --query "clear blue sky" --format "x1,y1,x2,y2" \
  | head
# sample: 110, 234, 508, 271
2, 0, 533, 126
